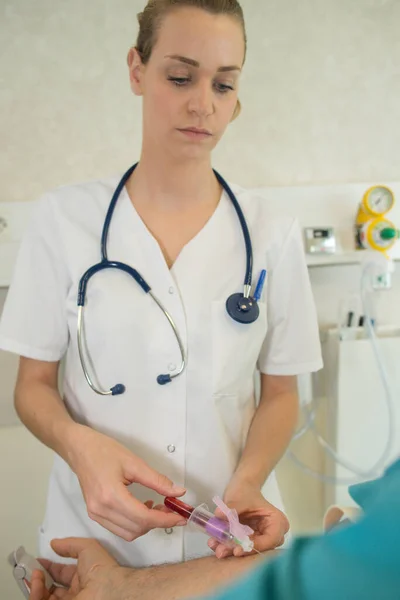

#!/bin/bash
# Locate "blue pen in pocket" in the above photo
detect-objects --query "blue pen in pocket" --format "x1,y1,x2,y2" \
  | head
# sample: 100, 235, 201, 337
254, 269, 267, 302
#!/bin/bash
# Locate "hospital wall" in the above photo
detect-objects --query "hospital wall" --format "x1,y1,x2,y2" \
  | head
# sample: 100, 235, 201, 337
1, 0, 400, 596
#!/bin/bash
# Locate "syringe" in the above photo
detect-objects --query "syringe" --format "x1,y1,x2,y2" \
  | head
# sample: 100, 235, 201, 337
164, 497, 253, 551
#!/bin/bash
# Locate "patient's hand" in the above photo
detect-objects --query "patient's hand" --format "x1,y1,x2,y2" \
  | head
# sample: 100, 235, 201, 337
28, 538, 129, 600
208, 479, 290, 559
28, 536, 278, 600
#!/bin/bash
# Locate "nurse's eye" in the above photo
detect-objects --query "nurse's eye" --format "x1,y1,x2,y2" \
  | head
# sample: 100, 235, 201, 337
168, 76, 191, 87
214, 82, 235, 94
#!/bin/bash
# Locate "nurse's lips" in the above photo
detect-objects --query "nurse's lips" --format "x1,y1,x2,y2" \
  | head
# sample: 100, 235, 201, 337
178, 127, 213, 140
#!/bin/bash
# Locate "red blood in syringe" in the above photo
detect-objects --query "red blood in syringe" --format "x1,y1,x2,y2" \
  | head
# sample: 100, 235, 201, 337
164, 497, 194, 520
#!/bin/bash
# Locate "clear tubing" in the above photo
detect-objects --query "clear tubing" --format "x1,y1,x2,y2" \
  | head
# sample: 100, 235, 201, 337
288, 260, 396, 484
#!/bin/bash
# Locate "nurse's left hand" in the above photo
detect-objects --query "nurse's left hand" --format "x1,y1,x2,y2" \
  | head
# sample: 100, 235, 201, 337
207, 481, 290, 559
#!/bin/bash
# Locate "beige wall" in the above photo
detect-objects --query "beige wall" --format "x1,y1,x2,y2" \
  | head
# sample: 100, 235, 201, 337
0, 426, 53, 599
1, 0, 399, 203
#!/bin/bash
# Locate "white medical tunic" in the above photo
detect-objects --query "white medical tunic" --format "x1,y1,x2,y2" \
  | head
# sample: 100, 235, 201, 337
0, 175, 322, 567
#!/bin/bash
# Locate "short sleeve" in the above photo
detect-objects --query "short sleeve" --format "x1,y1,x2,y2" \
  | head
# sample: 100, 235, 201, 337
257, 219, 322, 375
0, 195, 71, 361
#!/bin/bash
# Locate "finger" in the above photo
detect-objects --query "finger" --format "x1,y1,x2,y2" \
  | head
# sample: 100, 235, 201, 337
107, 505, 187, 536
233, 545, 246, 557
114, 488, 187, 529
216, 545, 233, 559
90, 515, 141, 541
52, 589, 69, 599
88, 485, 187, 539
214, 508, 229, 521
28, 570, 48, 600
37, 559, 53, 571
144, 500, 154, 509
50, 538, 112, 565
88, 486, 175, 538
37, 561, 76, 587
207, 538, 219, 551
142, 508, 187, 530
126, 460, 186, 497
94, 508, 185, 541
209, 540, 234, 558
212, 541, 234, 559
276, 535, 285, 548
88, 486, 153, 534
29, 571, 65, 600
153, 504, 172, 513
111, 487, 187, 531
255, 525, 285, 551
28, 570, 66, 600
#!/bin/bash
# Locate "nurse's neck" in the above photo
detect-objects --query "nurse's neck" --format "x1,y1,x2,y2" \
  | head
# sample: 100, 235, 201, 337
125, 153, 221, 212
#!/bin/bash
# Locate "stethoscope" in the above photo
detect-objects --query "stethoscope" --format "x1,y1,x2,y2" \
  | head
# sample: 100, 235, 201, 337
77, 163, 266, 396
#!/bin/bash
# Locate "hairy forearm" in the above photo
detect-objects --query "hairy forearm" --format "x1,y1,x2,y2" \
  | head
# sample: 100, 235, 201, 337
234, 391, 299, 487
120, 550, 281, 600
14, 379, 79, 463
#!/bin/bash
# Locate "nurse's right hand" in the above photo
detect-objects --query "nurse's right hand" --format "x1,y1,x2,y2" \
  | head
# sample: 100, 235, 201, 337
67, 425, 187, 541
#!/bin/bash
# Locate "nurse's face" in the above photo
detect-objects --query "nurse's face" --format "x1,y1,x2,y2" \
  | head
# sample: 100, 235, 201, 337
128, 7, 245, 160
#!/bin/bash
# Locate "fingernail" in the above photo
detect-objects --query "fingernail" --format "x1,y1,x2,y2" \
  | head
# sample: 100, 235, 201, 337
172, 486, 186, 494
177, 520, 187, 526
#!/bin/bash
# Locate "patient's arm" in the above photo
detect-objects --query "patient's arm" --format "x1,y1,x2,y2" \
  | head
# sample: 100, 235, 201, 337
119, 550, 280, 600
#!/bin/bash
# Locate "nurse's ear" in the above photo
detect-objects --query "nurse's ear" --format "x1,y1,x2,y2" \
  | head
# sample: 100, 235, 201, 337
127, 47, 145, 96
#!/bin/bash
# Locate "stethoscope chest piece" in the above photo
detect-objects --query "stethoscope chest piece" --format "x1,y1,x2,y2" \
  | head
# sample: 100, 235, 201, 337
226, 293, 260, 324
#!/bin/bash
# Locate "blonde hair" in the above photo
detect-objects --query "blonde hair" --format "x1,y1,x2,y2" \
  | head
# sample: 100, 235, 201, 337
135, 0, 247, 120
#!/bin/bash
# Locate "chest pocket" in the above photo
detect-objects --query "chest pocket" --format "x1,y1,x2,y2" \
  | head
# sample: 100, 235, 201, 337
211, 299, 268, 395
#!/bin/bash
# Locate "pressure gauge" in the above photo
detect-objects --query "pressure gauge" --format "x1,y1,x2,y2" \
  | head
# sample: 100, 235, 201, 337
362, 185, 395, 216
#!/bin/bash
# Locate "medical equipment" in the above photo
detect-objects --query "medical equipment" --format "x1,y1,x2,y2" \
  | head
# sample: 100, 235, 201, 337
293, 258, 397, 485
290, 254, 398, 485
304, 227, 337, 255
8, 546, 55, 599
165, 496, 254, 553
357, 185, 395, 219
77, 163, 265, 396
355, 185, 399, 255
290, 186, 399, 485
355, 217, 399, 254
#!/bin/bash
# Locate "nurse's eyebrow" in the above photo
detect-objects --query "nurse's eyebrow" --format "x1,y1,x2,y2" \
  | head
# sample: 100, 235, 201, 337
164, 54, 241, 72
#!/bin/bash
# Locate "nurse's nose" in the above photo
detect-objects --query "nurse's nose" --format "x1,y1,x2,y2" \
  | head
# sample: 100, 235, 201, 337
187, 80, 214, 117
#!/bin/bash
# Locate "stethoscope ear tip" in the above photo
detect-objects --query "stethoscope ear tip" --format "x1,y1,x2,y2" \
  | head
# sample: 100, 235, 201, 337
157, 374, 172, 386
111, 384, 126, 395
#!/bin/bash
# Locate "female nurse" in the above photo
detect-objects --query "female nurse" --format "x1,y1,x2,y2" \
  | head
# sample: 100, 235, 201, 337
0, 0, 322, 568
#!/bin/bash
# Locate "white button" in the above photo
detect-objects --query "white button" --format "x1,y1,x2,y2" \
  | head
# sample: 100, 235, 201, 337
168, 286, 174, 294
167, 444, 176, 453
165, 528, 173, 534
168, 363, 177, 371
